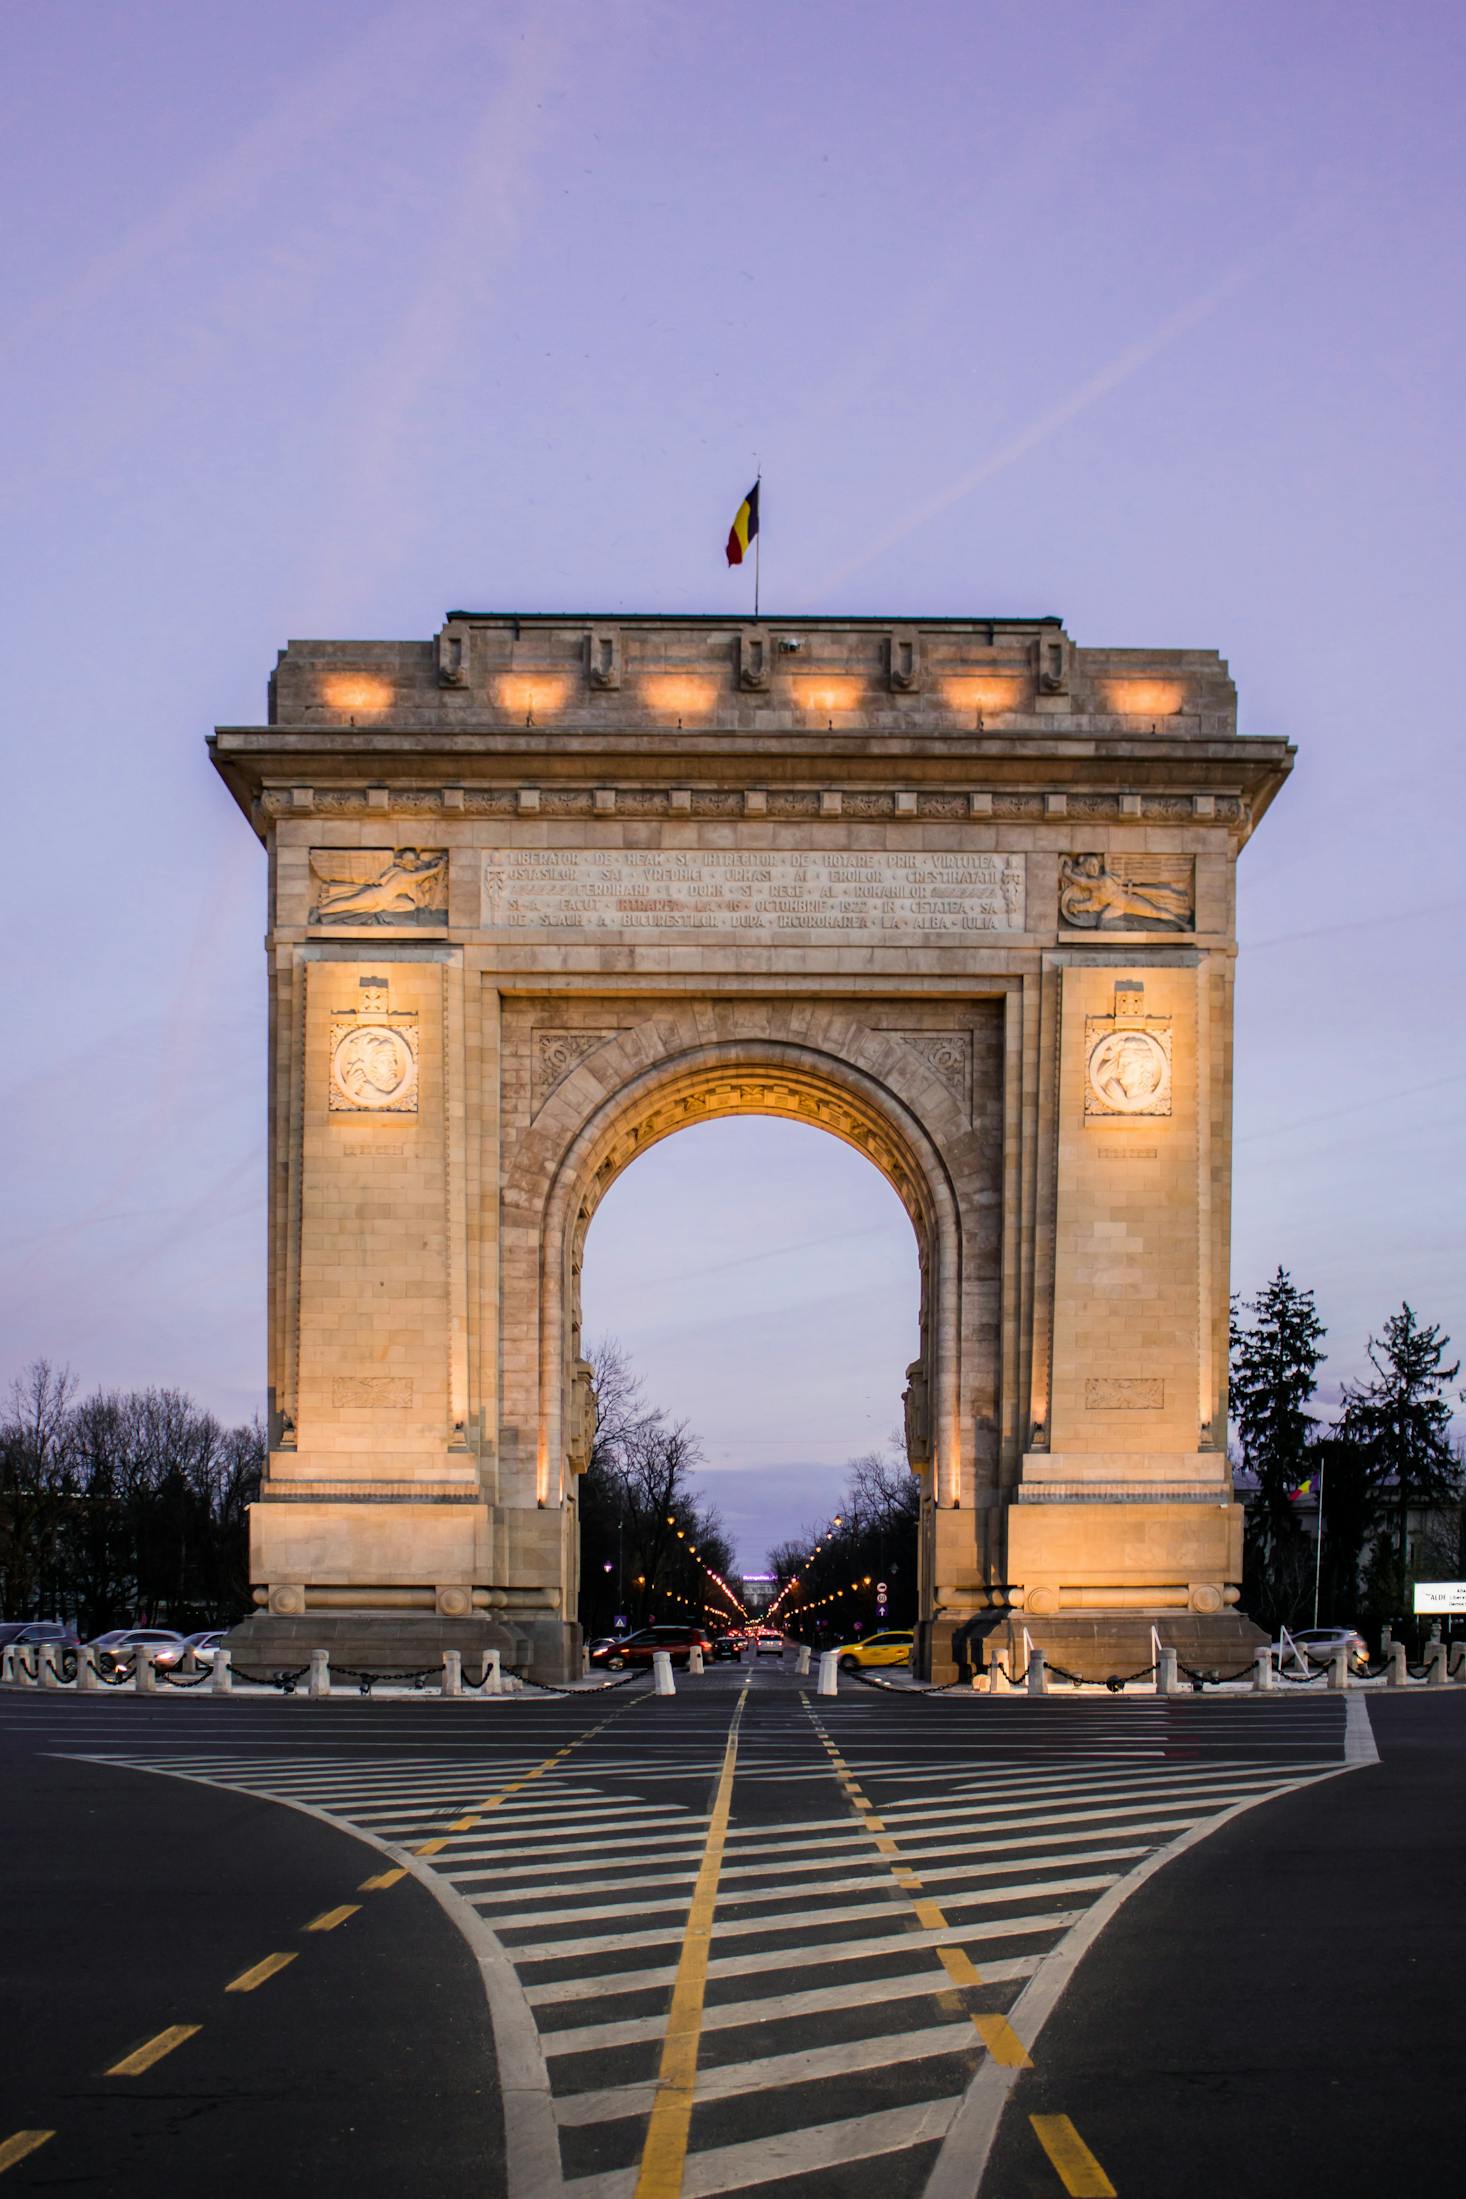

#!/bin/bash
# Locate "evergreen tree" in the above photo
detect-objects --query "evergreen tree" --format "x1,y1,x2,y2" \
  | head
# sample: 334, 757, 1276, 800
1230, 1271, 1327, 1623
1335, 1304, 1461, 1589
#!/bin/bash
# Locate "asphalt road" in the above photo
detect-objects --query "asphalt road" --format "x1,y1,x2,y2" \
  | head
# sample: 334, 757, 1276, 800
0, 1666, 1455, 2197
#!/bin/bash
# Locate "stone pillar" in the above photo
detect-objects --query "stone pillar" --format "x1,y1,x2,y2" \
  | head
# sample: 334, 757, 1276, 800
41, 1644, 63, 1690
1253, 1646, 1274, 1693
1157, 1646, 1180, 1696
483, 1649, 503, 1696
1, 1646, 15, 1685
817, 1651, 839, 1696
1386, 1642, 1407, 1687
795, 1645, 811, 1676
1026, 1646, 1047, 1696
688, 1645, 704, 1676
1426, 1641, 1448, 1687
1328, 1647, 1350, 1690
309, 1648, 330, 1699
135, 1646, 157, 1695
78, 1646, 99, 1693
652, 1650, 676, 1696
211, 1650, 232, 1694
442, 1650, 462, 1697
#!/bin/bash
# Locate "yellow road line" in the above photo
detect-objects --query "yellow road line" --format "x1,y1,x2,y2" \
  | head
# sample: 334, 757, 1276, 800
1030, 2113, 1116, 2197
360, 1867, 407, 1891
938, 1947, 984, 1989
106, 2024, 201, 2077
634, 1680, 750, 2199
972, 2012, 1032, 2067
414, 1698, 640, 1857
0, 2132, 54, 2175
304, 1904, 360, 1933
226, 1953, 297, 1994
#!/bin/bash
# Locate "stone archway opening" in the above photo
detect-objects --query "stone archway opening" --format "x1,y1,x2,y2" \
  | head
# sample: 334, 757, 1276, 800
572, 1112, 924, 1643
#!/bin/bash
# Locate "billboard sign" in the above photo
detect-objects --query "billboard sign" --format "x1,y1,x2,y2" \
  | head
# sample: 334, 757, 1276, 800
1413, 1581, 1466, 1614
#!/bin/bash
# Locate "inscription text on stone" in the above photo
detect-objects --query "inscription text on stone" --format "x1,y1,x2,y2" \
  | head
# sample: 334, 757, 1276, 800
482, 849, 1026, 935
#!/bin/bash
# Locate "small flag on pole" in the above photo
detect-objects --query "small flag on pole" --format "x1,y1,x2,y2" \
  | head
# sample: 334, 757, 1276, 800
725, 479, 760, 566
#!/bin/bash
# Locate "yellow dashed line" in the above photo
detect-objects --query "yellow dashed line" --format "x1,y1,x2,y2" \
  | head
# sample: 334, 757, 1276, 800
634, 1678, 751, 2198
972, 2011, 1032, 2067
1030, 2113, 1116, 2196
0, 2132, 53, 2175
359, 1867, 407, 1891
226, 1953, 297, 1994
106, 2024, 201, 2077
304, 1904, 360, 1933
938, 1947, 984, 1989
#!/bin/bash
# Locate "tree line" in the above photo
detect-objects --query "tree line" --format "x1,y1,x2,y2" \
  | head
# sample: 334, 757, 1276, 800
577, 1341, 737, 1640
767, 1442, 920, 1640
0, 1362, 263, 1634
1231, 1278, 1462, 1639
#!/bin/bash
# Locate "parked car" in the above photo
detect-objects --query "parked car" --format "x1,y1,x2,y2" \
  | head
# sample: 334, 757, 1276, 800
1271, 1626, 1368, 1671
2, 1621, 80, 1650
88, 1628, 186, 1674
754, 1629, 784, 1657
587, 1624, 711, 1672
168, 1630, 228, 1668
833, 1629, 915, 1674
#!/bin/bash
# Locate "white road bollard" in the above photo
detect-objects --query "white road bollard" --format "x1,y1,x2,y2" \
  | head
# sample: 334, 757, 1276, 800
795, 1644, 811, 1677
1026, 1647, 1047, 1697
309, 1648, 330, 1699
1253, 1647, 1275, 1693
1449, 1643, 1466, 1682
1328, 1647, 1350, 1690
688, 1645, 704, 1676
1, 1646, 15, 1686
817, 1650, 839, 1697
211, 1649, 232, 1694
78, 1646, 99, 1693
41, 1644, 63, 1690
1386, 1642, 1407, 1687
1157, 1647, 1180, 1696
135, 1645, 158, 1695
1426, 1641, 1449, 1687
442, 1650, 462, 1698
652, 1650, 676, 1696
483, 1649, 503, 1697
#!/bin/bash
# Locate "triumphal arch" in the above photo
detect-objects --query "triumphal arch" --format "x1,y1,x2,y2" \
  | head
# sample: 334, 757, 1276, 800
210, 613, 1292, 1681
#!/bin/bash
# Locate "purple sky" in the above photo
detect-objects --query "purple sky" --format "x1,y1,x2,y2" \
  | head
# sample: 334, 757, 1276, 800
5, 0, 1462, 1566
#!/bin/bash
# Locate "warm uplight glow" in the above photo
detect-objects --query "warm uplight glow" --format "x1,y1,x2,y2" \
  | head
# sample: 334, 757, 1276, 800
641, 674, 717, 718
322, 674, 393, 714
496, 674, 572, 716
1101, 679, 1185, 717
939, 676, 1025, 715
794, 676, 863, 716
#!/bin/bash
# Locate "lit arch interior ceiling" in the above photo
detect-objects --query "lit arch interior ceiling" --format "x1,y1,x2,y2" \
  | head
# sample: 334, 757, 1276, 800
538, 1039, 962, 1506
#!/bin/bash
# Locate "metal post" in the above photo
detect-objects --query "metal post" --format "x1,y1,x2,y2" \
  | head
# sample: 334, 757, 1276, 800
1026, 1647, 1047, 1697
442, 1650, 462, 1698
211, 1649, 232, 1694
653, 1650, 676, 1696
817, 1651, 839, 1697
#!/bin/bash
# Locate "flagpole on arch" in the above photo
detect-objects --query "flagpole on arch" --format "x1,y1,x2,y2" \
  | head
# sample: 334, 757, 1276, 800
754, 470, 761, 620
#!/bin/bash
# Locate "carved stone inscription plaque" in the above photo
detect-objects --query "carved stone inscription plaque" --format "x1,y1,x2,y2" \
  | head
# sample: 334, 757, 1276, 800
482, 849, 1026, 936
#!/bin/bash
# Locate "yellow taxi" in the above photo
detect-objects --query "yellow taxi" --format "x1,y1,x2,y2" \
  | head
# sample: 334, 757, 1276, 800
832, 1629, 914, 1673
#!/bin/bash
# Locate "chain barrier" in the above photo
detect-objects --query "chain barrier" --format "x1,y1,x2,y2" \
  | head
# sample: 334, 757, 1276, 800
230, 1666, 310, 1693
850, 1665, 966, 1694
332, 1664, 436, 1696
156, 1663, 215, 1689
15, 1653, 40, 1684
94, 1658, 137, 1686
1178, 1661, 1259, 1688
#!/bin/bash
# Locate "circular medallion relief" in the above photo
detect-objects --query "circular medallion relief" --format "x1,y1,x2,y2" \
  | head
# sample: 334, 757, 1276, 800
1087, 1028, 1168, 1114
332, 1024, 417, 1110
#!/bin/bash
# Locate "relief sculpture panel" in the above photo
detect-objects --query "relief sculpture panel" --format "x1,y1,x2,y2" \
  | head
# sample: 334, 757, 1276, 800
310, 848, 448, 926
1059, 853, 1193, 931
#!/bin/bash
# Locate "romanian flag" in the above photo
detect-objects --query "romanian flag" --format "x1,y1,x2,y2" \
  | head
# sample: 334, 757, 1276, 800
726, 479, 759, 566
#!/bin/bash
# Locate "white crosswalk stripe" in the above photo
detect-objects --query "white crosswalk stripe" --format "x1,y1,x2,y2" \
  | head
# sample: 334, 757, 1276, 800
80, 1677, 1355, 2197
